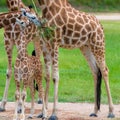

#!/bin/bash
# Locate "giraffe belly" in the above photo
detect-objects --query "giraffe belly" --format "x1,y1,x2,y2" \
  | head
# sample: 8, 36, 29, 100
59, 37, 88, 49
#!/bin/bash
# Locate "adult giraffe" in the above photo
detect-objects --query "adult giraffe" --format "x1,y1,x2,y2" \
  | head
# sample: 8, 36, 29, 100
0, 0, 41, 112
33, 0, 115, 119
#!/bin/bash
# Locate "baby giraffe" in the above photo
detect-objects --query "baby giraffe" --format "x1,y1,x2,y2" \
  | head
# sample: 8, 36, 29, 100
0, 11, 46, 120
13, 17, 46, 120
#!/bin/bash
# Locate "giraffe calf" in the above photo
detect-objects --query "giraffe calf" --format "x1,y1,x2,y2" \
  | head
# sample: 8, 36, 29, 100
13, 16, 46, 120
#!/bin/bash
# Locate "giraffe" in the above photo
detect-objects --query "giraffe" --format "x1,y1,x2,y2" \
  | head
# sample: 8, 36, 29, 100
13, 15, 46, 120
28, 0, 115, 119
0, 11, 46, 120
0, 0, 41, 111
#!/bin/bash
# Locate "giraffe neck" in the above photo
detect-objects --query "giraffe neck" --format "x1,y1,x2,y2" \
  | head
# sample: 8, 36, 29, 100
0, 12, 21, 28
38, 0, 70, 18
0, 11, 28, 58
7, 0, 28, 11
17, 39, 28, 59
38, 0, 68, 6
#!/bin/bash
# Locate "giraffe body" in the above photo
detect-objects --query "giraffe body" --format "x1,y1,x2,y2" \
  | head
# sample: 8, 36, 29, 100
31, 0, 114, 119
0, 0, 42, 111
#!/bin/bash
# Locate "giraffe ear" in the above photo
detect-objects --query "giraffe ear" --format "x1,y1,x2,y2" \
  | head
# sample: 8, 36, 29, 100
21, 8, 27, 16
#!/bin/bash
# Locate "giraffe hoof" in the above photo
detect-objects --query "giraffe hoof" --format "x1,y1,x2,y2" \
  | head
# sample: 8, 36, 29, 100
107, 113, 115, 118
0, 107, 5, 112
48, 115, 58, 120
37, 113, 47, 120
38, 99, 42, 104
37, 113, 43, 118
27, 116, 33, 119
89, 113, 97, 117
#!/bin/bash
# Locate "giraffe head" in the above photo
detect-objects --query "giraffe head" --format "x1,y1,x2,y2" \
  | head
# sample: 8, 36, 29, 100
21, 8, 42, 26
14, 8, 42, 29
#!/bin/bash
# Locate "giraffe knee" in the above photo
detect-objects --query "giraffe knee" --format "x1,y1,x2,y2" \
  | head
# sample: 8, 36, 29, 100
21, 91, 27, 101
6, 69, 12, 79
102, 67, 109, 79
52, 72, 59, 83
15, 91, 20, 100
53, 78, 59, 84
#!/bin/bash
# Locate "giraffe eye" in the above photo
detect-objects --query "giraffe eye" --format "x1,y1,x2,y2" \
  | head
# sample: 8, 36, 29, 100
32, 17, 36, 19
23, 11, 26, 16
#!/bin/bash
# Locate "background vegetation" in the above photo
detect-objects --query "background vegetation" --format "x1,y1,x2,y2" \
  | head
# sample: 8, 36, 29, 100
0, 21, 120, 104
0, 0, 120, 12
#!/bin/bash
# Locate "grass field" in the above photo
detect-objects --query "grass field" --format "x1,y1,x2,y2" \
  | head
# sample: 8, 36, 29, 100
0, 21, 120, 105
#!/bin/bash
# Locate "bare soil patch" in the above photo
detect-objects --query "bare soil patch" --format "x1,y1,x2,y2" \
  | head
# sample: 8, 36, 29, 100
0, 102, 120, 120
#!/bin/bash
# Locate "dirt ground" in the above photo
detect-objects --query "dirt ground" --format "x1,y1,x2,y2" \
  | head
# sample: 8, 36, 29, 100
0, 102, 120, 120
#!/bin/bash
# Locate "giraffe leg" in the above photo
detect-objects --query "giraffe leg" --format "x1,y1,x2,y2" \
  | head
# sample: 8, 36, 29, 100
37, 92, 43, 104
80, 46, 102, 117
48, 47, 59, 120
13, 81, 20, 120
28, 79, 35, 119
0, 41, 13, 112
97, 61, 114, 118
32, 50, 42, 104
90, 43, 115, 118
13, 77, 27, 120
42, 50, 51, 110
36, 72, 47, 119
20, 88, 27, 120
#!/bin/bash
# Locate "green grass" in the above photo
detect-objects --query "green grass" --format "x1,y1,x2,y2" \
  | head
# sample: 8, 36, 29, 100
0, 21, 120, 104
69, 0, 120, 12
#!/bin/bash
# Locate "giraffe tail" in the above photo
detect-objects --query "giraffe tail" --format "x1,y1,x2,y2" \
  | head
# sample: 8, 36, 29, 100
96, 68, 102, 110
32, 50, 39, 91
32, 50, 36, 56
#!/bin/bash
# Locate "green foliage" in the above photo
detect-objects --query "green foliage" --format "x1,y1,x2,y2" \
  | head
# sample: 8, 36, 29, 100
69, 0, 120, 12
40, 26, 55, 39
37, 19, 56, 42
39, 26, 56, 41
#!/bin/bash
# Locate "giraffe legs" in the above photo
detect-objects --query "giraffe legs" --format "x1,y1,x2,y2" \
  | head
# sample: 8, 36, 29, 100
0, 41, 13, 112
0, 68, 12, 111
96, 61, 114, 118
36, 73, 47, 119
80, 46, 102, 117
90, 43, 115, 118
13, 81, 27, 120
42, 50, 51, 110
80, 44, 114, 118
28, 79, 35, 119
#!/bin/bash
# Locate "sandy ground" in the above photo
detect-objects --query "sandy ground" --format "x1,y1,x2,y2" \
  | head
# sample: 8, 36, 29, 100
93, 13, 120, 20
0, 102, 120, 120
